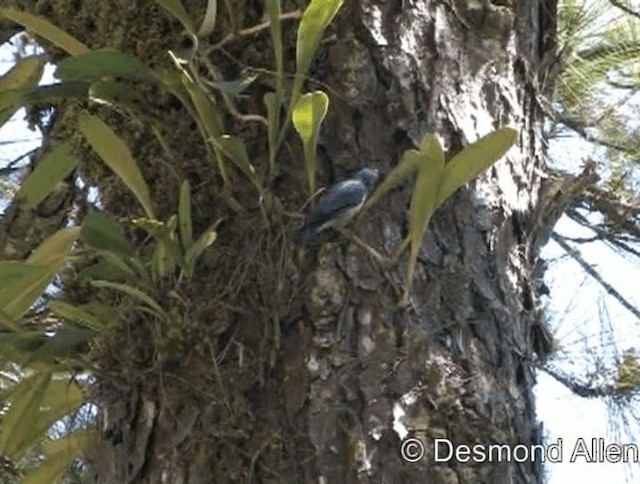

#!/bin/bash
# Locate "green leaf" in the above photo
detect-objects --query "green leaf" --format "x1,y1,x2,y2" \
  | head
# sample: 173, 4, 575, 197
21, 81, 90, 104
155, 0, 195, 32
406, 134, 444, 292
0, 9, 89, 56
265, 0, 284, 111
292, 91, 329, 194
57, 49, 158, 83
366, 149, 421, 207
22, 429, 94, 484
178, 180, 193, 251
28, 226, 81, 266
88, 80, 147, 109
81, 212, 135, 258
0, 90, 22, 128
185, 226, 217, 266
17, 143, 80, 209
197, 0, 217, 36
293, 0, 343, 104
79, 251, 139, 283
25, 327, 96, 365
90, 280, 166, 318
214, 135, 261, 190
79, 112, 155, 218
49, 300, 107, 332
0, 56, 45, 127
436, 127, 518, 208
0, 228, 79, 322
0, 55, 45, 92
0, 370, 52, 455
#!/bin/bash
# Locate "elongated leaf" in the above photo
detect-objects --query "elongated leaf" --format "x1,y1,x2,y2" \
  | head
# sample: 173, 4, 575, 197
21, 81, 90, 103
0, 262, 46, 330
89, 80, 146, 109
177, 64, 223, 136
197, 0, 217, 36
406, 134, 444, 291
18, 143, 80, 209
28, 226, 80, 266
366, 149, 421, 207
0, 90, 22, 128
179, 180, 193, 250
0, 307, 17, 331
0, 55, 45, 92
293, 0, 343, 104
265, 0, 284, 106
0, 9, 89, 56
91, 280, 166, 318
292, 91, 329, 194
81, 212, 135, 258
79, 113, 155, 218
264, 92, 279, 173
22, 429, 94, 484
25, 327, 96, 365
0, 56, 45, 127
214, 135, 261, 189
49, 300, 107, 331
156, 0, 195, 32
185, 227, 217, 265
0, 370, 52, 455
436, 127, 518, 208
0, 228, 79, 321
57, 49, 157, 83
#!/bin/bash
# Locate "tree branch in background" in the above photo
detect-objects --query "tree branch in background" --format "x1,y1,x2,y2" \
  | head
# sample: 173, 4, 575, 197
609, 0, 640, 19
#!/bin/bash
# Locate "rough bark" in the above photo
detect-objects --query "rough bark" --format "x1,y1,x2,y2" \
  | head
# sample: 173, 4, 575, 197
1, 0, 558, 482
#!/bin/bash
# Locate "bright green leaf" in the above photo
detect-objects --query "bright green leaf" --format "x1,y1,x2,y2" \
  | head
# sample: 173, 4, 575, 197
406, 134, 445, 292
0, 9, 89, 56
436, 127, 518, 209
79, 112, 155, 218
57, 49, 158, 83
17, 143, 80, 209
292, 91, 329, 194
293, 0, 343, 104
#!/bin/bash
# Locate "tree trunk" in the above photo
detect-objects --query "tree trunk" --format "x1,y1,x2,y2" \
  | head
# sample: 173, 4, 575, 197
2, 0, 555, 482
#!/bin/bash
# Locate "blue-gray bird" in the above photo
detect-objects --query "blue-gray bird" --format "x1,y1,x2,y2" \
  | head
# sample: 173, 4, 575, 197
298, 168, 379, 241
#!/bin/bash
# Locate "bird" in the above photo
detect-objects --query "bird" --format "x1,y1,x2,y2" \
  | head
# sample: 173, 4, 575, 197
297, 168, 379, 241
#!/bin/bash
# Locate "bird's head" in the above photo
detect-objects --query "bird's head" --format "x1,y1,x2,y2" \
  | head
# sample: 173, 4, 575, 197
354, 168, 379, 191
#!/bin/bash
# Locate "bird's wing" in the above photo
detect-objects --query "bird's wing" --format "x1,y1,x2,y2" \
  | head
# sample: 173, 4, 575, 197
304, 180, 366, 226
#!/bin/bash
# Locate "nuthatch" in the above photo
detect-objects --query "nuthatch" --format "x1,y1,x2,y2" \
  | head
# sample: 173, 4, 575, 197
298, 168, 379, 241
